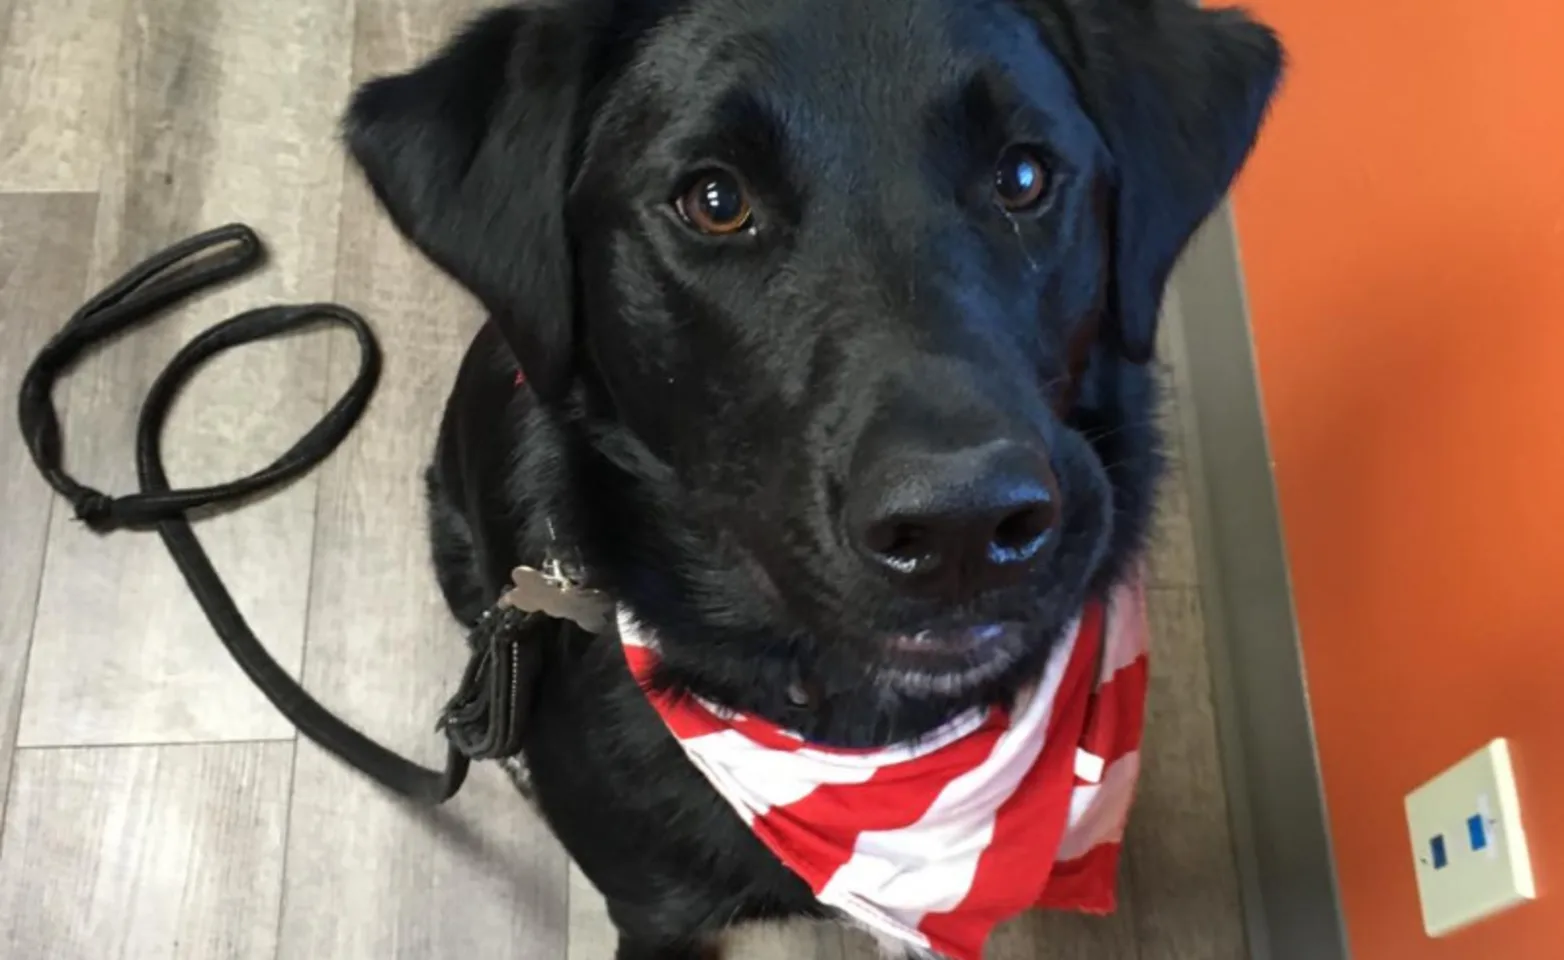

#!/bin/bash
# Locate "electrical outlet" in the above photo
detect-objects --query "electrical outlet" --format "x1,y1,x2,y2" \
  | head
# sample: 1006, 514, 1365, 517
1404, 738, 1536, 938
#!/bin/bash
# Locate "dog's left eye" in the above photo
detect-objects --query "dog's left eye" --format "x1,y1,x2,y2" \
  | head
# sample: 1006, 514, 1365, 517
674, 170, 755, 236
993, 145, 1052, 212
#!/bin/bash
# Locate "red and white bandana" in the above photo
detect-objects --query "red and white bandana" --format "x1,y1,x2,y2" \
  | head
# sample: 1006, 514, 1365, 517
618, 580, 1150, 960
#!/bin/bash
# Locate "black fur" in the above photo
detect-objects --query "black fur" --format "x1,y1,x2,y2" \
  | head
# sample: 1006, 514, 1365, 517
344, 1, 1281, 956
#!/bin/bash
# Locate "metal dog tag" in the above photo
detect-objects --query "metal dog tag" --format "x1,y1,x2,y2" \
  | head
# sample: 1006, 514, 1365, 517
501, 564, 613, 634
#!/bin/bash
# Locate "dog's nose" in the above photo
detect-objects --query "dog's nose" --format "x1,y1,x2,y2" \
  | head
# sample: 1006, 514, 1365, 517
850, 441, 1061, 593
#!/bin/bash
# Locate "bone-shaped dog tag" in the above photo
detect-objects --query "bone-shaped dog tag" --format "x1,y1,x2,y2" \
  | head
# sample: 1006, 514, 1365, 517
501, 565, 613, 634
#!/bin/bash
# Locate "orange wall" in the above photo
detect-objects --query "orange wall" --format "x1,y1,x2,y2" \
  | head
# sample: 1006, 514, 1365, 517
1230, 1, 1564, 957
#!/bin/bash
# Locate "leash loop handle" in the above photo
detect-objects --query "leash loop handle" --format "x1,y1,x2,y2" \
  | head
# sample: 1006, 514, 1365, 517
17, 223, 470, 804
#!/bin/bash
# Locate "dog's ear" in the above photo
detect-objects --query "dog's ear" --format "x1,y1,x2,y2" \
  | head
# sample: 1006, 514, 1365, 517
1035, 0, 1283, 363
343, 5, 593, 400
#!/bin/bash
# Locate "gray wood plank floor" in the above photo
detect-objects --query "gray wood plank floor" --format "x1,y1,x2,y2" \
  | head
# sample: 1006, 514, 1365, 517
0, 3, 1246, 958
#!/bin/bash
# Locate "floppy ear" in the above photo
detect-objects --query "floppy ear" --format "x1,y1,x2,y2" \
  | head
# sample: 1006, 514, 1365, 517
342, 5, 591, 400
1037, 0, 1283, 363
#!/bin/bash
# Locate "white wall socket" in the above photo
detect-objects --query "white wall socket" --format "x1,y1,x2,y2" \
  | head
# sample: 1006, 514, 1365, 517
1404, 738, 1536, 938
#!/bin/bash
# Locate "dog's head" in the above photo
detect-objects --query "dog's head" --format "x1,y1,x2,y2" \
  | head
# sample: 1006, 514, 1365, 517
346, 0, 1281, 745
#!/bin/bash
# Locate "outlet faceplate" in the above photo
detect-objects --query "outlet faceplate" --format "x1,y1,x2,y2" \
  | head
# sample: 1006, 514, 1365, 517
1404, 738, 1536, 938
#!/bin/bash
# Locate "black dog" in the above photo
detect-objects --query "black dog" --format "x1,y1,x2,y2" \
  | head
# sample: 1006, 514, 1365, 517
343, 1, 1280, 956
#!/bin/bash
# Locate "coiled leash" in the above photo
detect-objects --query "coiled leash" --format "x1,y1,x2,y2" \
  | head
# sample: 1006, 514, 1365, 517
15, 224, 605, 805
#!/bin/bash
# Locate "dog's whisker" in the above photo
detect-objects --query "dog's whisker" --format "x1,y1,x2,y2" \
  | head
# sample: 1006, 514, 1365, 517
1080, 415, 1162, 445
1006, 211, 1042, 272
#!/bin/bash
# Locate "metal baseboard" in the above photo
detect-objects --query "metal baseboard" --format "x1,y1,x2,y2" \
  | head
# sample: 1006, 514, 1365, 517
1163, 204, 1350, 960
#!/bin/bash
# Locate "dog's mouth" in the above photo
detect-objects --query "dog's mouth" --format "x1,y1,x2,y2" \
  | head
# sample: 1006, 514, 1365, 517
872, 620, 1032, 697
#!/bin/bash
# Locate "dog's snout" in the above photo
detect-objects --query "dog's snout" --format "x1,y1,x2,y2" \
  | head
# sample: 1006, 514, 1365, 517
850, 440, 1061, 594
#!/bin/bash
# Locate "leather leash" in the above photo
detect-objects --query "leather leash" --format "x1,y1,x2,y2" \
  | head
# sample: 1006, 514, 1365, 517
15, 224, 606, 805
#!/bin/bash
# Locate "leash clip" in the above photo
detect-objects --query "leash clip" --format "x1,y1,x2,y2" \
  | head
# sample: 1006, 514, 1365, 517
438, 605, 539, 762
437, 558, 613, 763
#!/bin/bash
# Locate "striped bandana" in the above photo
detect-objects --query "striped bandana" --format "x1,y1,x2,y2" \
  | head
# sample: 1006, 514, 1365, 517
617, 580, 1149, 960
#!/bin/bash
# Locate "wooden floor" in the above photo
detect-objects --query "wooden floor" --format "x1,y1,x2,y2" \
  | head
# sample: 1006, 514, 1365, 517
0, 2, 1246, 958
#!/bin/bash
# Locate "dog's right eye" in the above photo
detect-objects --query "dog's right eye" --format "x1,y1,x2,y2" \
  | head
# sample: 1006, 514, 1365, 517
674, 170, 754, 236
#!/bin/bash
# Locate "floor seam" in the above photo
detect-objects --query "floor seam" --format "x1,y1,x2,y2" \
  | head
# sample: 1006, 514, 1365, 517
0, 191, 103, 857
13, 736, 298, 753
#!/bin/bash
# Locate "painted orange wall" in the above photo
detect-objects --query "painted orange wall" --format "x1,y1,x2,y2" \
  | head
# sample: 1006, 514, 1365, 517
1229, 1, 1563, 957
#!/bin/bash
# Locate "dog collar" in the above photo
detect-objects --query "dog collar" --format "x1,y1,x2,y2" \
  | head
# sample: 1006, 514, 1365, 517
618, 580, 1150, 960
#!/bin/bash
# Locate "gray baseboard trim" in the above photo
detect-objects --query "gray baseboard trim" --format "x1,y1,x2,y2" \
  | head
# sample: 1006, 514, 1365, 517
1163, 204, 1350, 960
